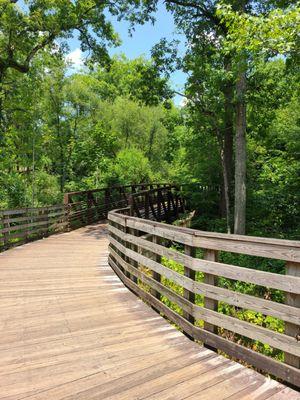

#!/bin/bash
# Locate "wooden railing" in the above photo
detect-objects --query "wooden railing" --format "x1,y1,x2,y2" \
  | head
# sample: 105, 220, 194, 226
127, 186, 184, 222
0, 204, 68, 251
64, 183, 173, 229
0, 184, 181, 251
108, 205, 300, 387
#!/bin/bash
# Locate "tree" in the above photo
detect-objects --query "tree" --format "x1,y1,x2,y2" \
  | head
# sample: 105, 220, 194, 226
0, 0, 121, 79
132, 0, 298, 233
0, 0, 152, 129
217, 2, 300, 56
92, 55, 173, 106
106, 148, 153, 185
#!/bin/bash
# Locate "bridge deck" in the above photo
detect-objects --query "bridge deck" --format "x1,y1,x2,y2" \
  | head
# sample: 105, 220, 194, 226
0, 224, 298, 400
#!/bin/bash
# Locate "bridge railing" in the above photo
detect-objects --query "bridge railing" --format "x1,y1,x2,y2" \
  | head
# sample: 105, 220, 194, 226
127, 185, 184, 222
64, 183, 172, 229
0, 183, 179, 251
108, 204, 300, 387
0, 204, 68, 251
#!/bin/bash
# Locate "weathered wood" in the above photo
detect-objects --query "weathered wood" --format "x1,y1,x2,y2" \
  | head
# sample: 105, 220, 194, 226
0, 204, 65, 216
285, 261, 300, 369
2, 183, 300, 393
108, 236, 300, 357
110, 248, 300, 361
109, 213, 300, 262
203, 249, 218, 344
2, 214, 9, 249
108, 225, 300, 325
151, 235, 161, 300
2, 210, 66, 224
109, 246, 193, 315
1, 218, 62, 234
183, 245, 196, 332
129, 227, 139, 284
0, 204, 69, 251
145, 192, 150, 219
108, 256, 300, 388
108, 223, 300, 294
104, 188, 110, 216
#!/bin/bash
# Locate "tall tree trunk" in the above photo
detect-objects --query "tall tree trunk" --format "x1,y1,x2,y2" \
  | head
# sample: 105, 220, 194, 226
0, 69, 6, 140
220, 148, 231, 233
221, 59, 234, 229
219, 56, 234, 232
234, 67, 247, 234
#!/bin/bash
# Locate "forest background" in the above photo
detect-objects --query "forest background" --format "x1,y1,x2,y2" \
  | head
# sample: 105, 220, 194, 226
0, 0, 299, 239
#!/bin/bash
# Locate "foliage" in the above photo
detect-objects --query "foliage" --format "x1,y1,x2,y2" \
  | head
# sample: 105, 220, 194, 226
0, 0, 299, 370
0, 53, 182, 206
217, 2, 300, 55
105, 148, 153, 185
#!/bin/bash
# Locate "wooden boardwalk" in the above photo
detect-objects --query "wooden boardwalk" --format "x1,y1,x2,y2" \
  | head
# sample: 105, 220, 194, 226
0, 224, 298, 400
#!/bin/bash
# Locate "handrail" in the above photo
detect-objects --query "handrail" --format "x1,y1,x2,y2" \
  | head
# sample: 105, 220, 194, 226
0, 204, 67, 251
0, 183, 182, 251
64, 182, 171, 197
108, 200, 300, 387
63, 183, 179, 229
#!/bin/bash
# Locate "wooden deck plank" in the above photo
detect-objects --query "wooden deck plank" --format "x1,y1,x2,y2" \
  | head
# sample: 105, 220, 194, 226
0, 224, 298, 400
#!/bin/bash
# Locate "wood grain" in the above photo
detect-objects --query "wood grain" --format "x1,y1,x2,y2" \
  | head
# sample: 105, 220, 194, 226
108, 233, 300, 330
0, 223, 298, 398
108, 212, 300, 262
108, 255, 300, 388
108, 214, 300, 387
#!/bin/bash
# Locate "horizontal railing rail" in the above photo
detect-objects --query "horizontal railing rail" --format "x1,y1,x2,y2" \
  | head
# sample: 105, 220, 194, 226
0, 204, 67, 251
127, 186, 184, 222
64, 183, 174, 229
108, 207, 300, 387
0, 183, 184, 251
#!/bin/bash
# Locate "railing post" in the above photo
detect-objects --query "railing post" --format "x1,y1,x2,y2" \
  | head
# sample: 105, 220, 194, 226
1, 214, 8, 250
127, 194, 134, 216
151, 235, 161, 300
63, 193, 71, 231
87, 192, 93, 224
183, 244, 196, 340
121, 218, 131, 279
128, 227, 138, 284
203, 249, 218, 351
167, 190, 171, 220
124, 209, 139, 284
2, 213, 9, 250
25, 209, 29, 243
145, 192, 149, 219
104, 188, 110, 217
157, 190, 162, 221
285, 261, 300, 368
44, 207, 50, 237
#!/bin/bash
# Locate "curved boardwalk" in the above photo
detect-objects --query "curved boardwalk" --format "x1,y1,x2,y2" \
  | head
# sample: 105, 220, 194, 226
0, 224, 298, 400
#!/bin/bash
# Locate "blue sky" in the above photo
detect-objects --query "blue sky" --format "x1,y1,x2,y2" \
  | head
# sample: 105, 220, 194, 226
67, 3, 187, 105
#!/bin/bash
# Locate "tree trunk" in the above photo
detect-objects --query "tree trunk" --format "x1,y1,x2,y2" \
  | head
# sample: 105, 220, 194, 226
221, 60, 234, 229
220, 148, 231, 233
219, 56, 234, 232
0, 69, 5, 140
234, 67, 247, 235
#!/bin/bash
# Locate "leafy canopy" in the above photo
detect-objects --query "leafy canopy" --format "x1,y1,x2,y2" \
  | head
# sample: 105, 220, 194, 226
0, 0, 142, 77
216, 2, 300, 55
